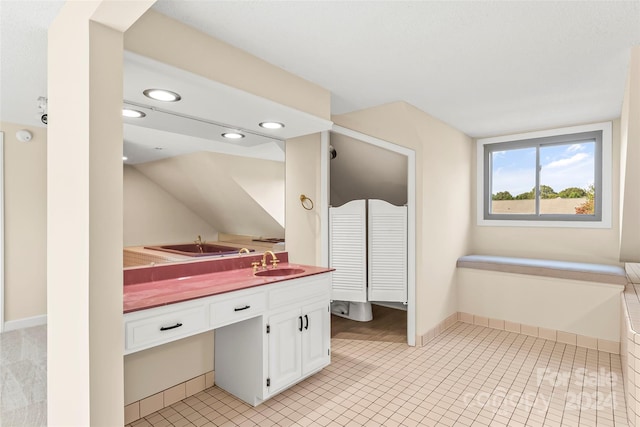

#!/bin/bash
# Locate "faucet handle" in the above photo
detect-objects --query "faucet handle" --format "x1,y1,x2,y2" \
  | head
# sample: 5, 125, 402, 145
251, 262, 260, 273
270, 258, 280, 269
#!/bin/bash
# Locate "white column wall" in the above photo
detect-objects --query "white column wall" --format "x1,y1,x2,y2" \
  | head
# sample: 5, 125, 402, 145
47, 2, 154, 425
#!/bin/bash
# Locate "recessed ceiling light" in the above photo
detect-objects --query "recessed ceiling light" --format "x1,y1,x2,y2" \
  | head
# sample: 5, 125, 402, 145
259, 122, 285, 130
222, 132, 245, 140
122, 108, 146, 118
143, 88, 181, 102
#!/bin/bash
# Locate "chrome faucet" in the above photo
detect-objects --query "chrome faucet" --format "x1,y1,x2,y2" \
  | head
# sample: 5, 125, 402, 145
262, 251, 279, 269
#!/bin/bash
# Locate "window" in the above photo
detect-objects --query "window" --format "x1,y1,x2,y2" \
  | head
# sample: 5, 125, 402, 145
477, 122, 612, 228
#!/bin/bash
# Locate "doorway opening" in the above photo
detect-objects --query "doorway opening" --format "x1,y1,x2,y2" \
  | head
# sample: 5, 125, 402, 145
322, 126, 416, 346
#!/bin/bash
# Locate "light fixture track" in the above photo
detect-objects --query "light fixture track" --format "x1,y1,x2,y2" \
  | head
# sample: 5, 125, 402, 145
122, 99, 285, 142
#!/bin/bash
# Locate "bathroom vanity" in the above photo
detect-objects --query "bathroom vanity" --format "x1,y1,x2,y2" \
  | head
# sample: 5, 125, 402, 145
123, 253, 332, 406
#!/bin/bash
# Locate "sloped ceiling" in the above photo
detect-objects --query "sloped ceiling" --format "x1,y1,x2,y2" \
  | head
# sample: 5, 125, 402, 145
134, 151, 285, 239
330, 132, 407, 208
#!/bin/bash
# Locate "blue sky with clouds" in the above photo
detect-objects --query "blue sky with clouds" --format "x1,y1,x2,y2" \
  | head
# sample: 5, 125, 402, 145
492, 142, 595, 196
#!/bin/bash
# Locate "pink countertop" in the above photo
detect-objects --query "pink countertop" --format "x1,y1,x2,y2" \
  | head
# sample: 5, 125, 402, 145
123, 257, 333, 313
124, 252, 289, 286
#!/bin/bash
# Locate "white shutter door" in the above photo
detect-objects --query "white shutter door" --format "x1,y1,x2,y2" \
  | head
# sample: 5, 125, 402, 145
368, 199, 407, 303
329, 200, 367, 302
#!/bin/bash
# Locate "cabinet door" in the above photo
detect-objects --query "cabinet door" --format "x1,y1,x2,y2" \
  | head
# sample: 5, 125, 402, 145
267, 308, 302, 393
301, 300, 331, 376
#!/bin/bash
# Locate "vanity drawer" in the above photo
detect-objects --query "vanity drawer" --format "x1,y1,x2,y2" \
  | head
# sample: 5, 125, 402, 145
269, 274, 331, 310
124, 302, 207, 353
209, 290, 266, 328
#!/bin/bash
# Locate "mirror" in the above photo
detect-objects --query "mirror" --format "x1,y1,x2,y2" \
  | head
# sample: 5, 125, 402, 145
122, 52, 292, 268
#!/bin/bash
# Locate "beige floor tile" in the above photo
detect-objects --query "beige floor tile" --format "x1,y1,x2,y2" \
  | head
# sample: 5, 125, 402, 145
5, 323, 631, 427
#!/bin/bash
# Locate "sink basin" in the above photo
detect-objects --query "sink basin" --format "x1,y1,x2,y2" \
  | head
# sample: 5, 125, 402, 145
255, 268, 305, 277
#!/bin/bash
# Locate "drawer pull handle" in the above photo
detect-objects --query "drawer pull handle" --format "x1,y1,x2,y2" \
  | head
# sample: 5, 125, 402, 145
304, 314, 309, 330
160, 323, 183, 331
234, 305, 251, 312
298, 316, 303, 332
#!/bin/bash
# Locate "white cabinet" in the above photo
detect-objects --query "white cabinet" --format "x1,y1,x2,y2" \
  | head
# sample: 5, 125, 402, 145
300, 299, 331, 376
125, 272, 332, 405
266, 298, 330, 395
264, 274, 332, 396
197, 272, 332, 405
266, 307, 303, 392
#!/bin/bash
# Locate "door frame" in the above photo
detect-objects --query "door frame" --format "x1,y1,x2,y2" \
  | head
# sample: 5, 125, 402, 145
322, 126, 416, 346
0, 132, 5, 332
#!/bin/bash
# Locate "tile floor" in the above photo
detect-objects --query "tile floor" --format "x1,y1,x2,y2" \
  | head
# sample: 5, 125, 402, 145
128, 322, 628, 427
0, 322, 629, 426
0, 325, 47, 426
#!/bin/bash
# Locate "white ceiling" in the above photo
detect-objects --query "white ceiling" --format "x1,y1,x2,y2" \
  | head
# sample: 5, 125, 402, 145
2, 1, 640, 139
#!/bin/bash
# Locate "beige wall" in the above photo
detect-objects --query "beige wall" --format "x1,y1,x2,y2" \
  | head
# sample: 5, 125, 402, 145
620, 46, 640, 261
124, 331, 213, 404
285, 134, 324, 266
0, 122, 47, 323
459, 269, 621, 341
333, 101, 473, 337
123, 165, 218, 247
330, 132, 408, 207
470, 120, 622, 265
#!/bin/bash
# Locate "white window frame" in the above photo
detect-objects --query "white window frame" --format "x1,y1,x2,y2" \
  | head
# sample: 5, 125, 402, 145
476, 122, 612, 228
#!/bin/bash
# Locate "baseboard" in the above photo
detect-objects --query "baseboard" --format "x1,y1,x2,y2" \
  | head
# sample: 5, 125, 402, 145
125, 371, 215, 424
4, 314, 47, 331
457, 312, 619, 354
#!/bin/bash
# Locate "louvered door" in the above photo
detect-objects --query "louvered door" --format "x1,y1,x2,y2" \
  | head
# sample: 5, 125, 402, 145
329, 200, 367, 302
368, 199, 407, 303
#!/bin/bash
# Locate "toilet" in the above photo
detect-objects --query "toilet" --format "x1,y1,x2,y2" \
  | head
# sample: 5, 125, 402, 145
330, 300, 373, 322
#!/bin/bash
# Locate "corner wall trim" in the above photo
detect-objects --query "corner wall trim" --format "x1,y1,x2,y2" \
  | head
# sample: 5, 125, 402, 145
4, 314, 47, 332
